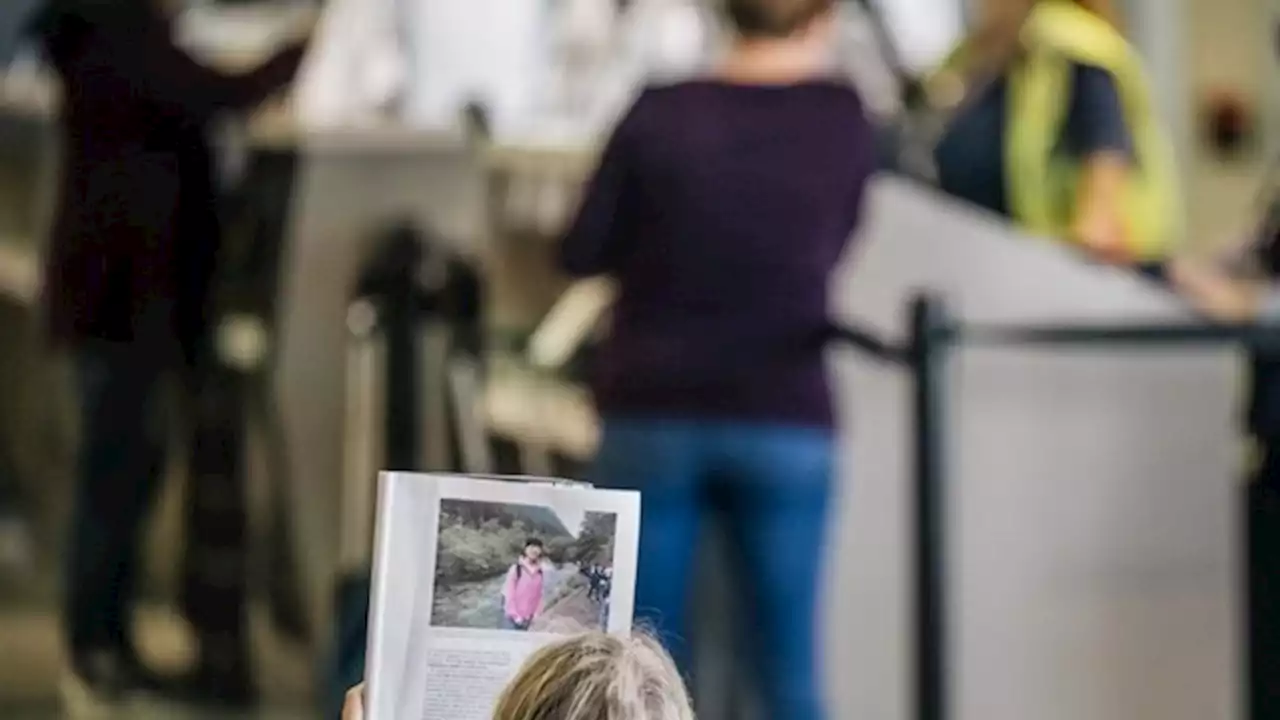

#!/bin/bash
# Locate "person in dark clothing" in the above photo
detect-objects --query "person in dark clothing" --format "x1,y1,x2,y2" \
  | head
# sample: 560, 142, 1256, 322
560, 0, 875, 716
30, 0, 308, 710
580, 563, 611, 603
934, 64, 1132, 225
929, 0, 1176, 263
1168, 208, 1280, 720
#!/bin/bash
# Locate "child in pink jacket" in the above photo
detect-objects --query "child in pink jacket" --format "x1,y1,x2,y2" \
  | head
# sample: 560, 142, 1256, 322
501, 539, 546, 630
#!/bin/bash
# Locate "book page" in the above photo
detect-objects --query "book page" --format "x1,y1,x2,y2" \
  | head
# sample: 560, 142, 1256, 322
364, 473, 641, 720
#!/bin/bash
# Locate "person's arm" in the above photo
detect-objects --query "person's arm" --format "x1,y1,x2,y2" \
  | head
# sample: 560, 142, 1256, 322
1168, 199, 1280, 319
1210, 199, 1280, 277
1073, 153, 1131, 261
1063, 64, 1135, 263
559, 94, 647, 278
1168, 258, 1267, 322
107, 9, 309, 123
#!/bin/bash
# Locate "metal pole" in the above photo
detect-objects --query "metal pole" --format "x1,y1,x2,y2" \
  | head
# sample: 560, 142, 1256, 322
375, 227, 425, 472
1246, 475, 1258, 720
910, 293, 951, 720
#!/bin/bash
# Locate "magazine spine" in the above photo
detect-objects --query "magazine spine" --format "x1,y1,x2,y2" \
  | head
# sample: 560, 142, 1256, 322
364, 471, 397, 716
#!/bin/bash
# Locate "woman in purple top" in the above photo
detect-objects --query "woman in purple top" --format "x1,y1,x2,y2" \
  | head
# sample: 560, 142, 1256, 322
560, 0, 875, 716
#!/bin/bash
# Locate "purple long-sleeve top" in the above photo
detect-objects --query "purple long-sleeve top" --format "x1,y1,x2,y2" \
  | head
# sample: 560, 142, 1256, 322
560, 79, 876, 427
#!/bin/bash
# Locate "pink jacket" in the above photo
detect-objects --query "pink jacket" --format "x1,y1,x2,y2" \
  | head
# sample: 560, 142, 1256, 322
502, 559, 545, 621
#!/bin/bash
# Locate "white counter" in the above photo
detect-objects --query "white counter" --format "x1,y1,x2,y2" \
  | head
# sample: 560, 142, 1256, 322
0, 72, 599, 166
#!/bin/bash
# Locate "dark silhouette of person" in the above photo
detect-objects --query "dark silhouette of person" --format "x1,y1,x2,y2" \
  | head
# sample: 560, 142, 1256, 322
30, 0, 307, 708
581, 564, 611, 603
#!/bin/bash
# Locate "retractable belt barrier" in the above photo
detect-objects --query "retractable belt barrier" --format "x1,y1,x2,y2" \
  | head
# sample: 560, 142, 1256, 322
832, 292, 1280, 720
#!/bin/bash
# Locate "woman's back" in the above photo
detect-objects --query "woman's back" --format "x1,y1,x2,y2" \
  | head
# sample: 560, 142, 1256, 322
561, 78, 875, 426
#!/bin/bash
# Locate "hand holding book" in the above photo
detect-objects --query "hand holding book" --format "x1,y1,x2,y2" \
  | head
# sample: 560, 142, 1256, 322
343, 684, 366, 720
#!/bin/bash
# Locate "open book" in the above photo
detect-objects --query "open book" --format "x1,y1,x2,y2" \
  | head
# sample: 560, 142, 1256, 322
364, 472, 641, 720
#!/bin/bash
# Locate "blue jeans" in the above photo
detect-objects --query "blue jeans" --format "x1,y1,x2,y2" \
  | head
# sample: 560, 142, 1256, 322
592, 418, 836, 720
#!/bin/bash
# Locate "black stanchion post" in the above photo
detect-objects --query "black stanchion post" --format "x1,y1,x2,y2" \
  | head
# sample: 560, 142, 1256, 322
364, 226, 427, 471
909, 292, 952, 720
181, 145, 308, 696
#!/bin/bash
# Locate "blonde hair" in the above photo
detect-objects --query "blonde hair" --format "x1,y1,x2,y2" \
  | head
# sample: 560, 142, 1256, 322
492, 632, 694, 720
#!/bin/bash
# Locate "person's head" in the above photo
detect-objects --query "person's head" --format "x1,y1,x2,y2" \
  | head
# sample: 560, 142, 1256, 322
964, 0, 1122, 75
522, 538, 544, 562
1072, 0, 1121, 24
723, 0, 836, 43
492, 632, 694, 720
976, 0, 1121, 37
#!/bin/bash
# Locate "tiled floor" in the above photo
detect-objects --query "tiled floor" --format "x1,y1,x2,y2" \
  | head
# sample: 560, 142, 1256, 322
0, 288, 322, 718
0, 596, 316, 719
0, 699, 314, 720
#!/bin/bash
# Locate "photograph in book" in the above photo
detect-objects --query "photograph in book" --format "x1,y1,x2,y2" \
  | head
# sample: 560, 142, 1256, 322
364, 474, 639, 720
430, 499, 618, 633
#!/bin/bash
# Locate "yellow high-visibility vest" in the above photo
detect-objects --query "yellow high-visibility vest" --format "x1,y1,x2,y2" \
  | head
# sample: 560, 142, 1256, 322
935, 0, 1180, 259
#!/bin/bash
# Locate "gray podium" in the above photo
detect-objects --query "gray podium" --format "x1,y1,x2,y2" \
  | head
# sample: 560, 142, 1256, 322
272, 134, 487, 638
827, 178, 1238, 720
